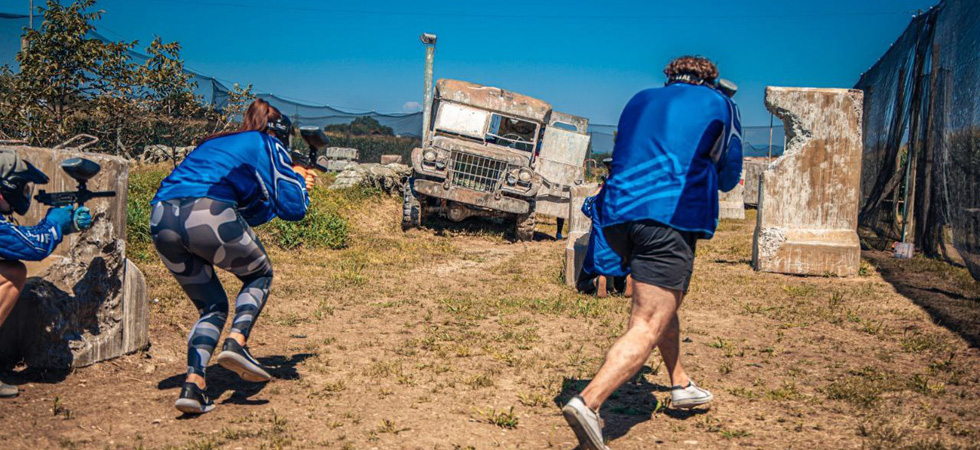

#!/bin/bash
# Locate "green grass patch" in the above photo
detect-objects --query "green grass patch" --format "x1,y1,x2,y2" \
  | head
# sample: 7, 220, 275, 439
126, 168, 168, 262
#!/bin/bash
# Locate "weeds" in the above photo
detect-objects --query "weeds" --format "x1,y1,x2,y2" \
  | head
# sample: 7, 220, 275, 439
475, 406, 519, 429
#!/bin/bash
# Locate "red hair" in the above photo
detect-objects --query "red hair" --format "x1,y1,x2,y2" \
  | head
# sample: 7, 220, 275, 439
201, 98, 283, 144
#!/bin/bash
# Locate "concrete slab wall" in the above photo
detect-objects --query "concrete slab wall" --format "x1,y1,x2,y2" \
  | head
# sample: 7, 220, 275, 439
751, 87, 864, 276
719, 177, 746, 220
564, 184, 597, 286
0, 146, 149, 369
743, 157, 769, 207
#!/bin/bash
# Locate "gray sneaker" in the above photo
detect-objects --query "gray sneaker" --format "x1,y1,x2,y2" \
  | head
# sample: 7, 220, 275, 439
671, 381, 713, 408
562, 395, 607, 450
0, 380, 18, 398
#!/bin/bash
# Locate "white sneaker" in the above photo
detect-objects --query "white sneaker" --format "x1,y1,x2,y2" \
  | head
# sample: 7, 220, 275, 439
562, 395, 607, 450
671, 381, 713, 408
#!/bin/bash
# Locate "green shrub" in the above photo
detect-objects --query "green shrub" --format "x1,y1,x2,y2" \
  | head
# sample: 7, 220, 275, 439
126, 168, 168, 262
259, 186, 352, 250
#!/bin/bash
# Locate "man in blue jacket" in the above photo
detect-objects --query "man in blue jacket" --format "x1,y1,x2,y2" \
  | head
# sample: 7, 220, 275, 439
563, 56, 742, 449
0, 150, 91, 398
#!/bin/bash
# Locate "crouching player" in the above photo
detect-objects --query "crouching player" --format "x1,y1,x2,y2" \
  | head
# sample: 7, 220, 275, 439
0, 150, 92, 398
150, 99, 314, 414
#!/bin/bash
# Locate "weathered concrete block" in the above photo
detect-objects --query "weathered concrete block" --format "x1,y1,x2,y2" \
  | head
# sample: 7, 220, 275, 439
325, 147, 358, 161
380, 155, 403, 165
0, 146, 149, 369
564, 184, 597, 286
751, 87, 864, 276
330, 162, 411, 194
719, 177, 746, 220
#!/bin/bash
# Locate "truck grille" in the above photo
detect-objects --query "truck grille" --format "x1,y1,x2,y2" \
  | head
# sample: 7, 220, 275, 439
450, 152, 506, 192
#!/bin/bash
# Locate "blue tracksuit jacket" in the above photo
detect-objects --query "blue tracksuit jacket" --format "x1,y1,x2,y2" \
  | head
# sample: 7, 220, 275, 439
583, 83, 743, 276
152, 131, 309, 226
0, 215, 64, 261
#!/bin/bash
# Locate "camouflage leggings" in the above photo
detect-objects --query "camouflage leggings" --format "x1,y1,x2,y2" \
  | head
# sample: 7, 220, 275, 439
150, 198, 273, 377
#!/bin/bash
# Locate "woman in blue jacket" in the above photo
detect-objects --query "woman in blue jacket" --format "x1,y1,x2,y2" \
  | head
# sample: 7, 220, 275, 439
150, 99, 314, 414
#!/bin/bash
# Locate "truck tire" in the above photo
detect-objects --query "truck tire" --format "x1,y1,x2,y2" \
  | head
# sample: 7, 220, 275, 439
402, 178, 423, 231
514, 201, 536, 242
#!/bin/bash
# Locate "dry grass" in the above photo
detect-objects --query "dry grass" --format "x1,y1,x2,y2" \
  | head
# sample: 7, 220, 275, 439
1, 175, 979, 448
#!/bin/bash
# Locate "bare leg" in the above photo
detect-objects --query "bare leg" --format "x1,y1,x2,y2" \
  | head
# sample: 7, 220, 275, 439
0, 261, 27, 329
657, 312, 691, 387
580, 281, 683, 411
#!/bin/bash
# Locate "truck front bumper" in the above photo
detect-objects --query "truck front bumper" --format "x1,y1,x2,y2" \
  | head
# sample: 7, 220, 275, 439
413, 179, 530, 215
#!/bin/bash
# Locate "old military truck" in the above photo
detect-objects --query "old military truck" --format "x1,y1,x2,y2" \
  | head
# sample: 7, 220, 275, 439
402, 79, 591, 241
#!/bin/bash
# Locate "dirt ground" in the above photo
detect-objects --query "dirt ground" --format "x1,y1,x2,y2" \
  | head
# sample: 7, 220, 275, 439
2, 194, 979, 449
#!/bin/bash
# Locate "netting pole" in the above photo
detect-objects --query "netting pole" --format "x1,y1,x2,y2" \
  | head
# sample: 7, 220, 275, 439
28, 0, 33, 30
420, 33, 437, 144
767, 113, 774, 162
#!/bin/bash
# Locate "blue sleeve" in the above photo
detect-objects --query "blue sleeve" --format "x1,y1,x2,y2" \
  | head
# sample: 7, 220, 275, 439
262, 136, 309, 221
0, 218, 63, 261
716, 99, 743, 193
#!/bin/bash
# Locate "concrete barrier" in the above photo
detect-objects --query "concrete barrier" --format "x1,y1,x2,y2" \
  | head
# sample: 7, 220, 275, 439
564, 184, 597, 286
380, 155, 403, 165
751, 87, 864, 276
719, 176, 746, 220
0, 146, 149, 369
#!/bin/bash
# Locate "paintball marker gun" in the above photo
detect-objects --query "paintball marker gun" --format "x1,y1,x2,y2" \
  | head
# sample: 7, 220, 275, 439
34, 158, 116, 208
292, 126, 330, 172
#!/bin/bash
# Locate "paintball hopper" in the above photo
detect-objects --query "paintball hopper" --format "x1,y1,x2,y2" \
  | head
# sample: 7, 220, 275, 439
714, 78, 738, 98
293, 126, 329, 172
300, 126, 329, 151
61, 158, 102, 183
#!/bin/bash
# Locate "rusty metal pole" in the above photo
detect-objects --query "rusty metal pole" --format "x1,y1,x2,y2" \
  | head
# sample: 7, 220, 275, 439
29, 0, 33, 29
420, 33, 437, 143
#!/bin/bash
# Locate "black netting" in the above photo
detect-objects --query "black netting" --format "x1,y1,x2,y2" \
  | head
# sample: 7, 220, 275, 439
855, 0, 980, 280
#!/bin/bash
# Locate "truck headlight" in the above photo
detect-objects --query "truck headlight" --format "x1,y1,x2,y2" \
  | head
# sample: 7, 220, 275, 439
435, 160, 446, 170
518, 168, 533, 183
423, 150, 437, 162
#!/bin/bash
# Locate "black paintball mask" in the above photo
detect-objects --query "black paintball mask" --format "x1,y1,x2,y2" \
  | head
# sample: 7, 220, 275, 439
266, 114, 293, 147
0, 150, 49, 215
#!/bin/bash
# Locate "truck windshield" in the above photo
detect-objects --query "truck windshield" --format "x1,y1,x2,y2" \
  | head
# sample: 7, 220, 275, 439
485, 114, 537, 152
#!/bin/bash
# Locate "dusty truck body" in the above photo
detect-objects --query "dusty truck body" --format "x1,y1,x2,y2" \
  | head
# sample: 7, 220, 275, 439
403, 79, 591, 240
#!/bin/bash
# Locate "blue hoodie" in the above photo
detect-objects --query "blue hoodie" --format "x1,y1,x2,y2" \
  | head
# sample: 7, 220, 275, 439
152, 131, 309, 226
584, 83, 742, 276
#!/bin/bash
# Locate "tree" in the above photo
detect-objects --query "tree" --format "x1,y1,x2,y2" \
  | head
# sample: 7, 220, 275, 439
0, 0, 241, 157
324, 116, 394, 136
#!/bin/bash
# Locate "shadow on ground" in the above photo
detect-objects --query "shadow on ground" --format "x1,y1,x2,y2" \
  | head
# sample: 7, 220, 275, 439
865, 250, 980, 348
554, 366, 708, 443
157, 352, 312, 418
423, 215, 555, 242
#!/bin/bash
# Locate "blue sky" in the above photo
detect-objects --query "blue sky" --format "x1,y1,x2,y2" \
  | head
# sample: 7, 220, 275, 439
5, 0, 939, 125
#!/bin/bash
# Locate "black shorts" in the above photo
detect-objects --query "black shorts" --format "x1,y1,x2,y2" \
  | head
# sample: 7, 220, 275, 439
601, 220, 699, 292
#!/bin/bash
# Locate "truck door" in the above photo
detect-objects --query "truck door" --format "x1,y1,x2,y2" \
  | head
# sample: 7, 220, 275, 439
534, 112, 591, 219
